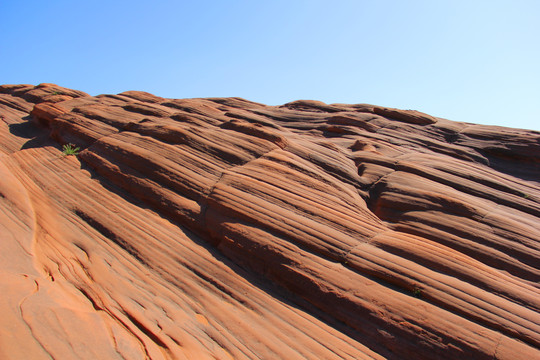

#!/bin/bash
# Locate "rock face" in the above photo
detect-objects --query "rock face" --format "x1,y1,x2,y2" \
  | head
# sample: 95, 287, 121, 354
0, 83, 539, 359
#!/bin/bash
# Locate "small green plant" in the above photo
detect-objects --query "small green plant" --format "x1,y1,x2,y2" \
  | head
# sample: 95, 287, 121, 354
412, 287, 422, 298
62, 143, 80, 156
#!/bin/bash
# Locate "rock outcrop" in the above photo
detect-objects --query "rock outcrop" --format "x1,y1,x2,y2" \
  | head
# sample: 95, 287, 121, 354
1, 83, 539, 359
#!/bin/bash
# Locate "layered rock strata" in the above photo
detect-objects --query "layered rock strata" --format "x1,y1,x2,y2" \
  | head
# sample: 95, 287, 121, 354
1, 83, 539, 359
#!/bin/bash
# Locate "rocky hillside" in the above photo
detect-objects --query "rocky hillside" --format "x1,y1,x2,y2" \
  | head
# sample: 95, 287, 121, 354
1, 83, 539, 359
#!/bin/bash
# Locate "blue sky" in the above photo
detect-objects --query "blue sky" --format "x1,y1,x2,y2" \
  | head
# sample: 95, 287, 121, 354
1, 0, 539, 130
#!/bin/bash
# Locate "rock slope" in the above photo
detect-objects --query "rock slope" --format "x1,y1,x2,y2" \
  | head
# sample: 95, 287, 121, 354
0, 83, 539, 359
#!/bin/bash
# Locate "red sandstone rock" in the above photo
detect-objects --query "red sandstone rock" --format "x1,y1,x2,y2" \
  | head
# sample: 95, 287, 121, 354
0, 83, 539, 359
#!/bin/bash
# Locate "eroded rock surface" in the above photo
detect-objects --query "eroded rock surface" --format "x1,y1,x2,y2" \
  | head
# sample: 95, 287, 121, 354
1, 83, 539, 359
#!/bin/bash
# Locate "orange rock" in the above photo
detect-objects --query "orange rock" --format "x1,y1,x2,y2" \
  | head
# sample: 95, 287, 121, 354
0, 83, 539, 359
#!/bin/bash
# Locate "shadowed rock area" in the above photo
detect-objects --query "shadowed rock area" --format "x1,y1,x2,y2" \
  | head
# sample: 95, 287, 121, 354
1, 83, 539, 359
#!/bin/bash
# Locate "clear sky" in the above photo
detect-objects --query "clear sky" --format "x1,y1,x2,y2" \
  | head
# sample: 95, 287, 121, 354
1, 0, 539, 130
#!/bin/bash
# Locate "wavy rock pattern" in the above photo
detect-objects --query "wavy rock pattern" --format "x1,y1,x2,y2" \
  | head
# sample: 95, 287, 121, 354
1, 83, 539, 359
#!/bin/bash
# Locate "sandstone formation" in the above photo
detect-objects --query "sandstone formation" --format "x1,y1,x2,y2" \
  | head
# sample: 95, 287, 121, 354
0, 83, 539, 359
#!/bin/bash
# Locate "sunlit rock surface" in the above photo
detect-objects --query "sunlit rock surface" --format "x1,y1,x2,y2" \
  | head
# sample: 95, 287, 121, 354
1, 83, 539, 359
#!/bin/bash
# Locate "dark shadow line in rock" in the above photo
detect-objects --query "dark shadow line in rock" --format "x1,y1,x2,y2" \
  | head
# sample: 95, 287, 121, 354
78, 162, 157, 214
393, 162, 540, 218
483, 154, 540, 184
74, 209, 149, 267
366, 180, 540, 283
373, 237, 539, 311
393, 222, 540, 283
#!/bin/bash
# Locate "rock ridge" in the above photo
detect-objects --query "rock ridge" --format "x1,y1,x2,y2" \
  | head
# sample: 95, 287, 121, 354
0, 83, 539, 359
